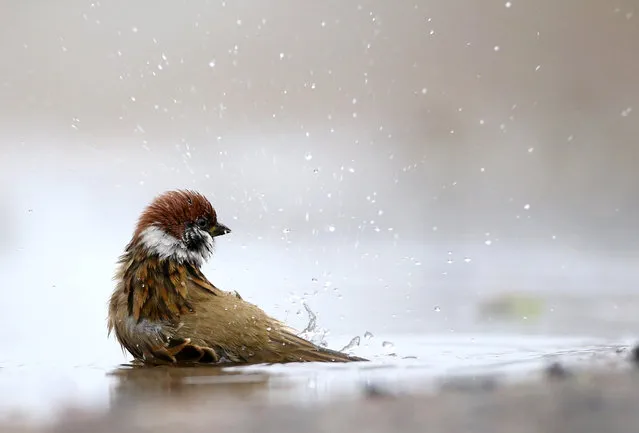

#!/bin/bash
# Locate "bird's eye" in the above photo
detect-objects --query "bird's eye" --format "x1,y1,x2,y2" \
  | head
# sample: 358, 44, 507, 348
195, 217, 208, 229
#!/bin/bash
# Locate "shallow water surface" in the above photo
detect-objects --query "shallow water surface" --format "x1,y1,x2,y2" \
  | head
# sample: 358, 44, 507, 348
0, 333, 627, 423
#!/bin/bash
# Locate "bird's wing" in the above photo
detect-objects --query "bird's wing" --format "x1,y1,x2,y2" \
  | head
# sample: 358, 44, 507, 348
264, 327, 368, 363
148, 269, 368, 365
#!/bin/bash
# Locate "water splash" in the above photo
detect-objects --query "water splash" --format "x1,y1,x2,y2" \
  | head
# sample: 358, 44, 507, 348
298, 302, 329, 347
300, 302, 317, 334
340, 336, 361, 352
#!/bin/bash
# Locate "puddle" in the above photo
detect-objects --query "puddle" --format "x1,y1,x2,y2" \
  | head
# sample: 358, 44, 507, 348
0, 333, 627, 423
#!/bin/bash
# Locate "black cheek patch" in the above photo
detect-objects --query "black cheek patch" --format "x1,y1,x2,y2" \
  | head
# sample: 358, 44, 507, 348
184, 227, 209, 252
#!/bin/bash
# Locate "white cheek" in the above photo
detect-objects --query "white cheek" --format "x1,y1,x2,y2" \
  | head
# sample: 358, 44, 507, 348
139, 226, 184, 259
138, 225, 212, 266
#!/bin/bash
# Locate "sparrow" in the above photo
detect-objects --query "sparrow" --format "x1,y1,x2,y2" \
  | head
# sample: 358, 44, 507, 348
108, 190, 366, 366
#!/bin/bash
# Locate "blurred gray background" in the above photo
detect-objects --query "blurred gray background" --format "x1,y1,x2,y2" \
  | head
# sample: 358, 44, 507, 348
0, 0, 638, 365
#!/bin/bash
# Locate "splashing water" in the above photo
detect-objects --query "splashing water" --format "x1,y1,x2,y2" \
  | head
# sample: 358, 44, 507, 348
298, 302, 329, 347
340, 336, 361, 352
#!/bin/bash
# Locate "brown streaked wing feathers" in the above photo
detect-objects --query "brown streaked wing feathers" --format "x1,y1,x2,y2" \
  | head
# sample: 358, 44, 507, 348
116, 244, 367, 365
125, 256, 193, 324
168, 271, 367, 365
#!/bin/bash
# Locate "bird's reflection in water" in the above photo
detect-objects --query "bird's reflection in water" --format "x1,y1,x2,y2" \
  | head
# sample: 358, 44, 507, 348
107, 362, 279, 412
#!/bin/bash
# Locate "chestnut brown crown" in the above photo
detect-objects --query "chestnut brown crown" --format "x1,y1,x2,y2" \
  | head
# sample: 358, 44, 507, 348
131, 190, 231, 266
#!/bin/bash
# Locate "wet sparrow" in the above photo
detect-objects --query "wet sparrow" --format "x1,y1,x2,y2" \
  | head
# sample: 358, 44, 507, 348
108, 190, 366, 365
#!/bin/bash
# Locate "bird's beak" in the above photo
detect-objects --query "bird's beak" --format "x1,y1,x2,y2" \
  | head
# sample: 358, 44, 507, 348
210, 222, 231, 237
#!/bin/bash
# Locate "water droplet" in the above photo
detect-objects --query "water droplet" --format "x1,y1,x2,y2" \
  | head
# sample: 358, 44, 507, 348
282, 228, 291, 234
208, 60, 216, 68
434, 306, 441, 312
464, 257, 472, 263
279, 52, 285, 60
305, 152, 313, 161
485, 240, 492, 246
382, 341, 394, 349
340, 336, 360, 351
524, 203, 530, 210
328, 225, 336, 232
364, 331, 374, 339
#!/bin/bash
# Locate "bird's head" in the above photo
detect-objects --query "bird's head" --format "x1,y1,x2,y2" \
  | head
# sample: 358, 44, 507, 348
131, 190, 231, 266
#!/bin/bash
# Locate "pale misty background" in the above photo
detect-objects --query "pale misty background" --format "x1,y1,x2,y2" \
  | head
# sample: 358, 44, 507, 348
0, 0, 638, 367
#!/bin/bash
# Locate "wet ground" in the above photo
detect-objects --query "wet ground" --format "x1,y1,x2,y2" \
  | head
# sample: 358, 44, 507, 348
1, 341, 637, 433
1, 292, 638, 432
